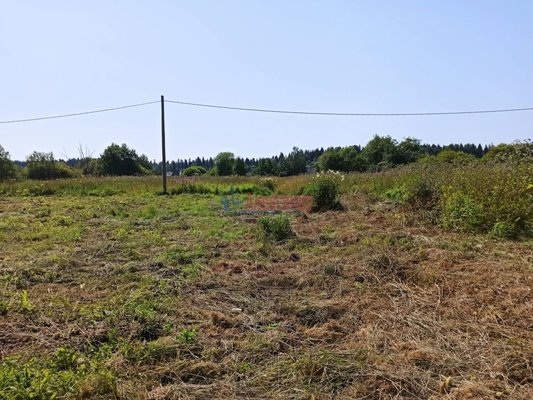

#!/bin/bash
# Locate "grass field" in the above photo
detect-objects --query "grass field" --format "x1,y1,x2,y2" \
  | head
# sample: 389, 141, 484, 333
0, 168, 532, 399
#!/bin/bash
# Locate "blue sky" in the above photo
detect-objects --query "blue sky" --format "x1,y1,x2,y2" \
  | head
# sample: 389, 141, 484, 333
1, 1, 532, 161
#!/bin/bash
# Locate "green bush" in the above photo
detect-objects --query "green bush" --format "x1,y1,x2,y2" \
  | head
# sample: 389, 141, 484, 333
26, 152, 81, 180
441, 193, 484, 232
182, 166, 207, 176
257, 214, 294, 242
54, 162, 82, 179
483, 141, 533, 164
490, 221, 518, 239
439, 163, 532, 237
306, 171, 344, 212
259, 177, 277, 192
383, 185, 409, 203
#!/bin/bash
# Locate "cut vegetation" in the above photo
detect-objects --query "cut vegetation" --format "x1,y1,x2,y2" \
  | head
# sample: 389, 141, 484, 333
0, 160, 532, 399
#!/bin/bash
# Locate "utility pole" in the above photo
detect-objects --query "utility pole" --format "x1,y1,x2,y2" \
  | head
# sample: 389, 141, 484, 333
161, 95, 167, 194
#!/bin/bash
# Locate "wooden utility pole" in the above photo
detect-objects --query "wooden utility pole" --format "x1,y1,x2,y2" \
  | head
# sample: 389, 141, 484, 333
161, 95, 167, 194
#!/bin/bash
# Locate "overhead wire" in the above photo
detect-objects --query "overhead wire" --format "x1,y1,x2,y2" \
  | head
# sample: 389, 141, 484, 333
1, 98, 533, 125
0, 100, 160, 124
164, 99, 533, 116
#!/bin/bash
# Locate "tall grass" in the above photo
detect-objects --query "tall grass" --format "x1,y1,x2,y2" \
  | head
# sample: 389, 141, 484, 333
0, 176, 161, 197
0, 176, 273, 197
1, 162, 530, 238
342, 161, 532, 238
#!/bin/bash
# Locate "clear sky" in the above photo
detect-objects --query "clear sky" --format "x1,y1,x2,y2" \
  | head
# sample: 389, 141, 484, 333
1, 1, 532, 161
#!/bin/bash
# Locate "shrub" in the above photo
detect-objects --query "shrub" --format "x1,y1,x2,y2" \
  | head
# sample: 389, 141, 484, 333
306, 171, 344, 212
259, 177, 277, 192
483, 140, 533, 164
54, 162, 82, 179
383, 185, 410, 203
182, 166, 207, 176
257, 214, 294, 242
424, 149, 476, 165
439, 163, 532, 237
490, 221, 518, 239
441, 193, 484, 232
26, 152, 81, 180
407, 179, 440, 209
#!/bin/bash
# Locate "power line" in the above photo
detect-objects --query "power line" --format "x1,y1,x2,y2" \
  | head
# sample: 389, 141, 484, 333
0, 101, 160, 124
1, 98, 533, 125
165, 99, 533, 116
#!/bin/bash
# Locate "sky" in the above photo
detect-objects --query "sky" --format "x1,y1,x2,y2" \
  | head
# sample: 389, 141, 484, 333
1, 1, 532, 162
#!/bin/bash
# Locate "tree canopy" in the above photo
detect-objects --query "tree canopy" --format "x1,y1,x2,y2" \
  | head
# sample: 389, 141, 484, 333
0, 145, 17, 180
213, 152, 235, 176
100, 143, 152, 176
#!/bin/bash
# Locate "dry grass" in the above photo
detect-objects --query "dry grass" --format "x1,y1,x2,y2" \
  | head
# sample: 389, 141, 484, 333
0, 185, 532, 399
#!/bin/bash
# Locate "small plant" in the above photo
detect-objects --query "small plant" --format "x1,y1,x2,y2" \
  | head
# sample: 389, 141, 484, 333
52, 347, 79, 371
257, 214, 294, 242
490, 221, 518, 239
383, 185, 409, 203
20, 289, 34, 312
162, 245, 203, 265
306, 171, 344, 212
259, 177, 276, 192
0, 301, 8, 315
178, 328, 198, 344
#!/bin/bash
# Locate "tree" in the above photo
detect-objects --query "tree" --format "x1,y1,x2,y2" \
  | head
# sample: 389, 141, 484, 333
280, 147, 307, 176
214, 152, 235, 176
26, 151, 80, 180
317, 148, 343, 172
100, 143, 152, 176
234, 157, 247, 176
394, 137, 423, 165
26, 152, 57, 180
433, 149, 476, 164
361, 135, 398, 170
0, 145, 17, 180
76, 144, 97, 175
253, 158, 279, 176
341, 146, 367, 172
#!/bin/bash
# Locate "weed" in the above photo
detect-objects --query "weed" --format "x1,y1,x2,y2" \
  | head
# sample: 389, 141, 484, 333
120, 337, 178, 364
257, 214, 294, 242
177, 328, 198, 344
441, 193, 484, 232
490, 221, 519, 239
161, 245, 204, 266
306, 171, 344, 212
258, 177, 277, 191
383, 185, 410, 203
0, 351, 116, 399
20, 289, 34, 313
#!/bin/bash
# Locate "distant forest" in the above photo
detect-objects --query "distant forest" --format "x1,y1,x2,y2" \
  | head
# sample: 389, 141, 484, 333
152, 138, 491, 176
11, 135, 494, 177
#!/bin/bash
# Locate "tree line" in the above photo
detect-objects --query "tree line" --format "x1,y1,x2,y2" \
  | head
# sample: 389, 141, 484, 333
158, 139, 490, 177
0, 135, 516, 181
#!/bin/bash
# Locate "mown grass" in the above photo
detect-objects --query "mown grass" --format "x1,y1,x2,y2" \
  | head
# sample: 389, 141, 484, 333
0, 164, 532, 399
